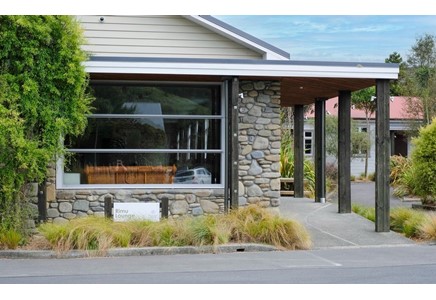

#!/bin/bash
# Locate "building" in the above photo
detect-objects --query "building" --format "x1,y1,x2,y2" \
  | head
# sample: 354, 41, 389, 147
38, 15, 398, 231
304, 96, 421, 177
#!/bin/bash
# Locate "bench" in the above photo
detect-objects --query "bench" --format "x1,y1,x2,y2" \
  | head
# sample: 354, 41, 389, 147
84, 165, 177, 184
280, 177, 311, 197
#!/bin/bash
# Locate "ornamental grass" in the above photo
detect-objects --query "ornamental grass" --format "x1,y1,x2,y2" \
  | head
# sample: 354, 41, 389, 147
35, 205, 311, 253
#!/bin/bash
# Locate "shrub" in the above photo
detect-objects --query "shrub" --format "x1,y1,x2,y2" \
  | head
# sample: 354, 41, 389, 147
390, 155, 411, 186
410, 118, 436, 204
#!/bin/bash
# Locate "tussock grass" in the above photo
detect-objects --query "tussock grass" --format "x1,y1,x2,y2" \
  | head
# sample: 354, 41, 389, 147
36, 205, 312, 253
390, 207, 426, 238
352, 204, 375, 222
418, 213, 436, 241
0, 229, 23, 250
38, 216, 132, 254
353, 204, 436, 240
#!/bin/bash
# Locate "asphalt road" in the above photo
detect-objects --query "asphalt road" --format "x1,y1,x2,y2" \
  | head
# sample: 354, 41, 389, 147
1, 244, 435, 284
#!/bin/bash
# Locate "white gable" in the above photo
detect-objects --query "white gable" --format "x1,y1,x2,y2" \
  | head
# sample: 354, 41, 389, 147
76, 15, 267, 60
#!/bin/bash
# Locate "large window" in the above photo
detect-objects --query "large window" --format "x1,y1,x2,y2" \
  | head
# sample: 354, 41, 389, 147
59, 81, 225, 187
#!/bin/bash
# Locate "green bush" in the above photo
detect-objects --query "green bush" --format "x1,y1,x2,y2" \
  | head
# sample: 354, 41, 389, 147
410, 118, 436, 204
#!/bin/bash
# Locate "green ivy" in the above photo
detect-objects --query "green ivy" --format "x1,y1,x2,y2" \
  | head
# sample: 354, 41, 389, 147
0, 16, 93, 234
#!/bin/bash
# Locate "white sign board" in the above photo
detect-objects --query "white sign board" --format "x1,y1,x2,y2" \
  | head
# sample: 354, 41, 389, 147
113, 203, 160, 222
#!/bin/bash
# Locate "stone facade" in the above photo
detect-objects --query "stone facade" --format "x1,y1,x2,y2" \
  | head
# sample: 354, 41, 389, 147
238, 80, 281, 209
38, 80, 281, 223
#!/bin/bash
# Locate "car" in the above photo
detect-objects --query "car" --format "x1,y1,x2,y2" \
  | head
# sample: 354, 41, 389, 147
173, 167, 212, 184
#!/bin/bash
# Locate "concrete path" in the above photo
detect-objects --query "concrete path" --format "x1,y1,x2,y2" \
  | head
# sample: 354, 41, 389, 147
279, 182, 418, 249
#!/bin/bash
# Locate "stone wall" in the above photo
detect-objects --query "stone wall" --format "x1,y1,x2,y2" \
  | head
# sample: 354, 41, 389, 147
238, 80, 281, 209
39, 80, 281, 223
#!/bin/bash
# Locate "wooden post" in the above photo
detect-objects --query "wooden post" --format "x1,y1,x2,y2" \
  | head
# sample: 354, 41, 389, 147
230, 77, 239, 210
338, 90, 352, 213
37, 180, 47, 222
294, 105, 305, 198
315, 98, 327, 203
375, 79, 391, 232
161, 197, 169, 219
225, 77, 239, 212
104, 195, 113, 219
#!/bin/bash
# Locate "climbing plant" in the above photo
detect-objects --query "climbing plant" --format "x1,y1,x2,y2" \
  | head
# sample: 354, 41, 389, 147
0, 16, 92, 234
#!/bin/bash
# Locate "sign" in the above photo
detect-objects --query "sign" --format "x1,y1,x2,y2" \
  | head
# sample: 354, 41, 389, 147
113, 203, 160, 222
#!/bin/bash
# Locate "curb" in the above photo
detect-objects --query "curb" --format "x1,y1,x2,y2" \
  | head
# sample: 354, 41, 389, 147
0, 243, 279, 259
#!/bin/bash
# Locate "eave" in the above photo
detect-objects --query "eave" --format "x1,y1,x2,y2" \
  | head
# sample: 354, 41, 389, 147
85, 56, 399, 106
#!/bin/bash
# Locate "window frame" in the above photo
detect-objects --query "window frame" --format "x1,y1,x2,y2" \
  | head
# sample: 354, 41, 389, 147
57, 80, 227, 189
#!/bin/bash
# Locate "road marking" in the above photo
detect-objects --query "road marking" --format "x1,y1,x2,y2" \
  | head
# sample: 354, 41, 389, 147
304, 203, 359, 247
306, 251, 342, 267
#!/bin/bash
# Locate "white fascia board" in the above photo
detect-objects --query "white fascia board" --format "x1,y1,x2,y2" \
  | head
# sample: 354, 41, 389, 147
84, 60, 399, 80
183, 15, 290, 61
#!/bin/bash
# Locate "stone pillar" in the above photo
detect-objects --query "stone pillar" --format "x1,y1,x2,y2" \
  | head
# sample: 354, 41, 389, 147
238, 81, 281, 209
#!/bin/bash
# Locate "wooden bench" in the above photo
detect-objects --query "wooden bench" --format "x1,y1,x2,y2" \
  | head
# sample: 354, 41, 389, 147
84, 165, 177, 184
280, 177, 310, 197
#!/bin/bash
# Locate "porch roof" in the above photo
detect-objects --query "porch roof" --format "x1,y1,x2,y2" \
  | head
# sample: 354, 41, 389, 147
85, 56, 399, 106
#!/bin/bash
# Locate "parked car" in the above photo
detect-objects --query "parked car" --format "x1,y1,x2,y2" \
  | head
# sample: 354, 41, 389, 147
174, 167, 212, 184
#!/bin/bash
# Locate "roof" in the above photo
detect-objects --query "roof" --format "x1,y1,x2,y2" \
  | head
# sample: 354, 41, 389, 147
184, 15, 290, 60
306, 96, 421, 120
83, 15, 400, 106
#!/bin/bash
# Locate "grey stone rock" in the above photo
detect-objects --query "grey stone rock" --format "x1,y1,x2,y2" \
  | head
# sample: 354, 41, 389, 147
59, 202, 72, 213
200, 200, 220, 214
241, 145, 252, 156
247, 184, 263, 197
251, 151, 264, 159
248, 160, 262, 176
73, 200, 89, 212
47, 208, 60, 218
63, 213, 77, 220
248, 105, 262, 117
170, 201, 189, 215
252, 137, 269, 150
256, 118, 271, 125
192, 206, 204, 216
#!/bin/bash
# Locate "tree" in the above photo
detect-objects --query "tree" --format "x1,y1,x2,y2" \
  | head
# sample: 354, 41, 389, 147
351, 87, 376, 179
0, 16, 92, 234
325, 115, 370, 161
385, 51, 406, 96
401, 34, 436, 126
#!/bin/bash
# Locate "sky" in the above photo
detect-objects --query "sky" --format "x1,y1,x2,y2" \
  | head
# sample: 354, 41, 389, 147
215, 15, 436, 63
3, 0, 436, 64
